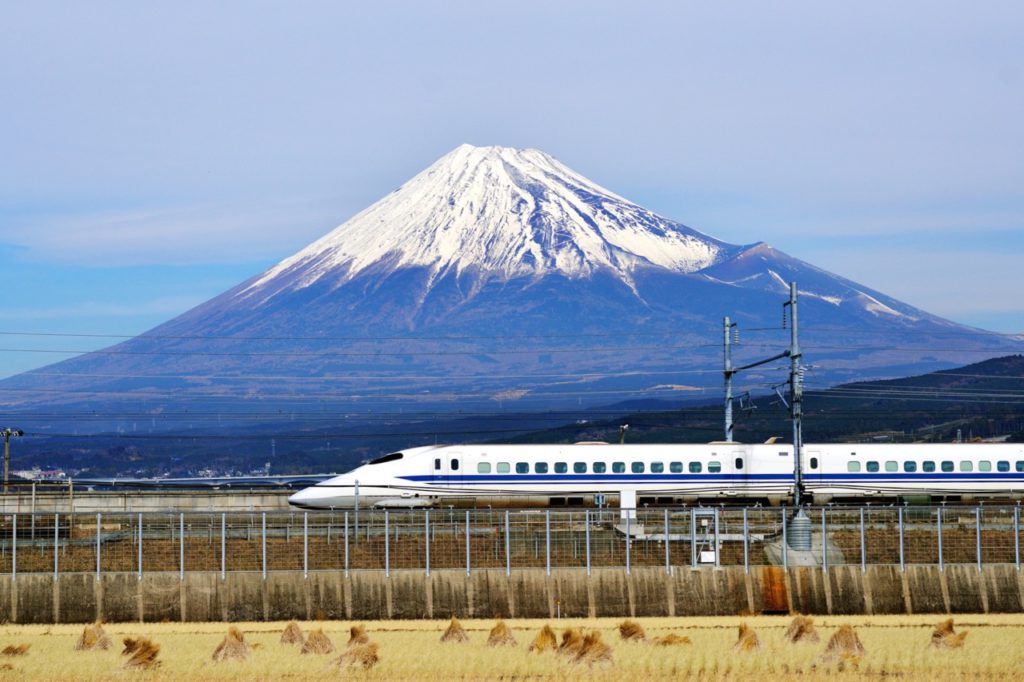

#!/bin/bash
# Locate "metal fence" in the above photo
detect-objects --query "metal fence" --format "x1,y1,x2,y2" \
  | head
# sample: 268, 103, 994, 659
0, 505, 1019, 578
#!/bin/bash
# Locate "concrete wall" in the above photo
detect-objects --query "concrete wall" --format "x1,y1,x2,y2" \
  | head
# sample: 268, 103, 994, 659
3, 564, 1022, 623
0, 490, 293, 514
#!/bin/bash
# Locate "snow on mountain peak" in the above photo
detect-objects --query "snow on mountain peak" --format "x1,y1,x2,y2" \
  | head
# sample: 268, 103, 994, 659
243, 144, 733, 298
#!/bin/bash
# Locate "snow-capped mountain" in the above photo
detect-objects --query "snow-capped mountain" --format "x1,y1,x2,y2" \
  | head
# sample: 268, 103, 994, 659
2, 145, 1019, 430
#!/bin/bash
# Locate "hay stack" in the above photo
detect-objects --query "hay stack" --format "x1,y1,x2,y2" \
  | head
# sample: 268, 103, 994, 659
75, 621, 112, 651
558, 628, 585, 657
573, 631, 613, 667
440, 617, 469, 643
815, 625, 865, 668
212, 626, 249, 662
618, 619, 646, 642
121, 638, 142, 656
733, 623, 760, 652
651, 633, 691, 646
784, 615, 820, 644
280, 621, 304, 646
528, 625, 558, 653
487, 619, 517, 647
347, 625, 369, 648
931, 618, 968, 649
123, 638, 160, 670
337, 641, 380, 669
301, 628, 336, 655
0, 644, 29, 656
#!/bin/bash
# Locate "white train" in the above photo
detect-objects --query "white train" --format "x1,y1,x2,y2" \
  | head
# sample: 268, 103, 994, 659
287, 441, 1024, 510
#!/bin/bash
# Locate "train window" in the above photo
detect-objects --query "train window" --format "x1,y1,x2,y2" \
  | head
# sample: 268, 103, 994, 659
1018, 461, 1024, 473
998, 461, 1010, 472
848, 461, 861, 472
369, 452, 404, 465
477, 462, 491, 474
670, 462, 683, 473
735, 458, 744, 470
651, 462, 664, 473
574, 462, 587, 473
979, 461, 992, 472
689, 462, 702, 473
866, 461, 879, 472
708, 461, 722, 473
535, 462, 549, 474
904, 461, 917, 472
632, 462, 645, 474
451, 459, 460, 471
942, 461, 954, 472
516, 463, 528, 474
960, 461, 973, 472
885, 461, 898, 472
434, 458, 442, 471
594, 462, 607, 473
612, 462, 625, 473
809, 457, 819, 469
555, 462, 568, 474
923, 461, 936, 472
497, 462, 510, 474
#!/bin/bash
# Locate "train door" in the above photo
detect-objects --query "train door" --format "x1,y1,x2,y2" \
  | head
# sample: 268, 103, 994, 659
444, 451, 463, 489
732, 449, 749, 494
804, 449, 822, 484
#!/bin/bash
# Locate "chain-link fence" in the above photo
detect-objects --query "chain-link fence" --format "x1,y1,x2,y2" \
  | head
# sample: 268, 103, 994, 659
0, 506, 1020, 577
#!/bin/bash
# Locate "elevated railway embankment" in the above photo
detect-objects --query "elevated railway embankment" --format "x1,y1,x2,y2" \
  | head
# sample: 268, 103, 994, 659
0, 488, 293, 514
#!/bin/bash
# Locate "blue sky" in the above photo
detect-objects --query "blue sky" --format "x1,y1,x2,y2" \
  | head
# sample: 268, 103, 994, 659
1, 1, 1022, 378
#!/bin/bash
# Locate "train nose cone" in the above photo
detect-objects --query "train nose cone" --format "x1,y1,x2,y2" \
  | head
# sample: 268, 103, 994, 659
288, 486, 325, 508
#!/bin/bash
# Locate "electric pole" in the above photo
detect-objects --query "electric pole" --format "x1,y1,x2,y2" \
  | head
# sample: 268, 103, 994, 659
723, 316, 736, 442
783, 282, 804, 507
2, 428, 24, 494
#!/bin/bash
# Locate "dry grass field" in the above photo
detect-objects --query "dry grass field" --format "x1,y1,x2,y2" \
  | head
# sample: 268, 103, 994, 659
1, 615, 1023, 680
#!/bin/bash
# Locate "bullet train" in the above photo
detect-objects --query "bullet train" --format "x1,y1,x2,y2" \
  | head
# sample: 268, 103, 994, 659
287, 440, 1024, 509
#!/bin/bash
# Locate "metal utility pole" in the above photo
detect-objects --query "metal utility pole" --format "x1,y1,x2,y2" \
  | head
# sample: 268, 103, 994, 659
783, 283, 804, 507
724, 317, 735, 442
2, 428, 24, 494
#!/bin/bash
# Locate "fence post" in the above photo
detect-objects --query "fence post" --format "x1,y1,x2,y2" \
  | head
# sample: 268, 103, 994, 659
937, 507, 944, 572
782, 508, 788, 572
179, 513, 185, 582
898, 507, 905, 572
821, 508, 827, 572
95, 512, 101, 581
585, 509, 591, 577
742, 508, 749, 574
504, 510, 510, 577
976, 506, 982, 572
11, 514, 16, 580
713, 508, 720, 568
53, 512, 59, 581
1015, 506, 1021, 571
261, 512, 267, 580
859, 507, 866, 572
303, 512, 309, 580
690, 509, 697, 568
545, 510, 551, 576
664, 508, 670, 575
220, 513, 226, 580
425, 510, 431, 577
384, 511, 390, 578
138, 512, 143, 579
343, 511, 349, 578
465, 510, 471, 576
625, 510, 631, 575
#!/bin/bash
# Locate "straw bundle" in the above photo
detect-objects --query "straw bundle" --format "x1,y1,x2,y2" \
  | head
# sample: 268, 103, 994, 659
784, 615, 820, 644
280, 621, 304, 646
123, 638, 160, 669
733, 623, 760, 652
301, 628, 336, 655
528, 625, 558, 653
337, 641, 380, 669
558, 628, 585, 657
487, 619, 517, 647
618, 619, 646, 642
815, 625, 865, 668
0, 644, 29, 656
651, 633, 691, 646
347, 625, 369, 647
931, 618, 968, 649
212, 626, 249, 662
122, 638, 142, 656
440, 617, 469, 643
573, 631, 613, 667
75, 622, 112, 651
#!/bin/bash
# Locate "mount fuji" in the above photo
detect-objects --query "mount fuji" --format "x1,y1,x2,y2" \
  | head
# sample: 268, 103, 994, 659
3, 145, 1019, 433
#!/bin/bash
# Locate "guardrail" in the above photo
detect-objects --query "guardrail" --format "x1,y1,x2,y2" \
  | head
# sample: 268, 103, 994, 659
0, 505, 1019, 579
